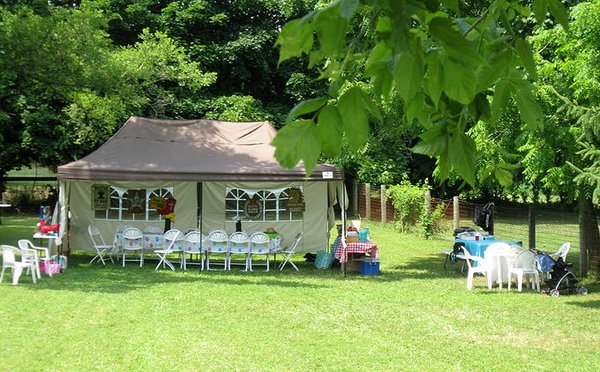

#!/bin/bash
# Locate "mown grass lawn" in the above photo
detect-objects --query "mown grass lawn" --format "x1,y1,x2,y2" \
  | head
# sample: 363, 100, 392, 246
1, 215, 599, 371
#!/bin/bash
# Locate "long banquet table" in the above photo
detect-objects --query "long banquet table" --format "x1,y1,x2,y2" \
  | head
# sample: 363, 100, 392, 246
112, 230, 284, 270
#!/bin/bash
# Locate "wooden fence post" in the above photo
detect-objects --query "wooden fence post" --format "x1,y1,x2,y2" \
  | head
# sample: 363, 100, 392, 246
528, 204, 536, 249
453, 196, 459, 229
424, 189, 431, 212
365, 183, 371, 220
381, 185, 387, 224
352, 179, 358, 217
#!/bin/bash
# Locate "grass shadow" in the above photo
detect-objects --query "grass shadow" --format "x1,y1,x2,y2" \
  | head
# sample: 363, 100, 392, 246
566, 300, 600, 309
16, 251, 351, 294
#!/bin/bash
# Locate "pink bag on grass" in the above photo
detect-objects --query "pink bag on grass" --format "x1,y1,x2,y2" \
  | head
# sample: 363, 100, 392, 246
39, 261, 61, 275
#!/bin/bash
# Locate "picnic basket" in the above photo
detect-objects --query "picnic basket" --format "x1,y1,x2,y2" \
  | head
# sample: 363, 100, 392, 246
315, 250, 334, 269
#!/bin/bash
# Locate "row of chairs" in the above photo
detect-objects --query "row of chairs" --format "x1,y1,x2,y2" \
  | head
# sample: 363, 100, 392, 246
461, 244, 539, 291
1, 240, 54, 285
89, 225, 302, 272
461, 242, 571, 291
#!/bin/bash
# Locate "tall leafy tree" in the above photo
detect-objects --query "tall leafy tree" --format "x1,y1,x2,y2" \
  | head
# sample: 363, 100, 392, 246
83, 0, 324, 123
0, 2, 215, 185
156, 0, 321, 121
0, 4, 115, 180
529, 0, 600, 274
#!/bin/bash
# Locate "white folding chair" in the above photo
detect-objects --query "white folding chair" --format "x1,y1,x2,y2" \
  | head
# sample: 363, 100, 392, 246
18, 239, 52, 278
1, 245, 37, 285
182, 230, 205, 271
228, 232, 251, 271
121, 227, 144, 267
279, 232, 302, 271
87, 225, 115, 266
207, 230, 230, 270
154, 229, 185, 271
248, 232, 271, 271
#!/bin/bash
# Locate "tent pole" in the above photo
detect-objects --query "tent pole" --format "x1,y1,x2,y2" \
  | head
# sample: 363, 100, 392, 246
341, 181, 347, 277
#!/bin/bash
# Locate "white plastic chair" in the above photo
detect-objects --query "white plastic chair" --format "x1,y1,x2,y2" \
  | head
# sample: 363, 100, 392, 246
1, 245, 37, 285
248, 232, 271, 271
18, 239, 52, 278
279, 232, 302, 271
508, 250, 540, 292
461, 247, 492, 290
483, 242, 519, 289
121, 227, 144, 267
87, 225, 114, 266
228, 232, 251, 271
207, 230, 230, 270
154, 229, 185, 271
551, 242, 570, 262
182, 230, 205, 271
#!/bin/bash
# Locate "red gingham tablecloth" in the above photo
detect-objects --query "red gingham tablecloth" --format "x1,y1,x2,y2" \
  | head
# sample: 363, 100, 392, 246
334, 240, 379, 263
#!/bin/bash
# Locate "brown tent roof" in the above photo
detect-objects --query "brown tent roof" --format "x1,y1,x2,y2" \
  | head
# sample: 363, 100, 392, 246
58, 117, 344, 181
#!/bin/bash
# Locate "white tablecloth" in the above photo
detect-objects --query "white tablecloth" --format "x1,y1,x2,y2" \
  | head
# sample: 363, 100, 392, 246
113, 232, 184, 252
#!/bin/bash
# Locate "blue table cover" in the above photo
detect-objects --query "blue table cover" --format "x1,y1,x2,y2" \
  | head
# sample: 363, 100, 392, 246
455, 238, 521, 266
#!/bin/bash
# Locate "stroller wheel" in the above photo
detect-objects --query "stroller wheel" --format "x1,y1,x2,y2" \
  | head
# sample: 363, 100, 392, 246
576, 287, 588, 295
549, 289, 560, 297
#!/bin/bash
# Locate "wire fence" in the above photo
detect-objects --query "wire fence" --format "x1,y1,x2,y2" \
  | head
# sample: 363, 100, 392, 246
452, 201, 582, 252
357, 184, 590, 253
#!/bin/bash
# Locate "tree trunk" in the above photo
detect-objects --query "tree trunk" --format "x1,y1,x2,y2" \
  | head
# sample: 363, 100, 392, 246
578, 187, 600, 276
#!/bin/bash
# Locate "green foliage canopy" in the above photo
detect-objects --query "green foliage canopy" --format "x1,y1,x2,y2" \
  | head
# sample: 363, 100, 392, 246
0, 3, 215, 180
529, 0, 600, 202
274, 0, 569, 181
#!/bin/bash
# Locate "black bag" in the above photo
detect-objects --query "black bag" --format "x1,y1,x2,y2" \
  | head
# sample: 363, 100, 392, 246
450, 242, 465, 262
453, 226, 476, 237
473, 202, 494, 231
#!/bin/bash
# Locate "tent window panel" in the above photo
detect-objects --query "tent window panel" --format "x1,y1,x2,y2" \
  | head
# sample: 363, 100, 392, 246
278, 212, 291, 221
264, 199, 276, 210
226, 189, 248, 220
95, 186, 174, 221
225, 199, 238, 211
147, 188, 173, 221
226, 187, 304, 222
257, 190, 275, 222
107, 209, 120, 220
121, 210, 134, 221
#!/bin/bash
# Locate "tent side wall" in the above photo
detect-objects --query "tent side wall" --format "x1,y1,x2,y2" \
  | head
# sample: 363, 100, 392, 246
202, 181, 330, 253
64, 181, 197, 250
62, 180, 335, 253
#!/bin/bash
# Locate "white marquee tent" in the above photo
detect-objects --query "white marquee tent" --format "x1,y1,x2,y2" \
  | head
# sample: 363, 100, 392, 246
57, 117, 347, 254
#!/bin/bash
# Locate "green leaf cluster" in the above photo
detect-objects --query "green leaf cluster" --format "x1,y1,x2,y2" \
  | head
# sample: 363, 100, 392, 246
275, 0, 570, 185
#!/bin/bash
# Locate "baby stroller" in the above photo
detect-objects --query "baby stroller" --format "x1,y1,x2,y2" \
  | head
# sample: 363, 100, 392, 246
536, 251, 588, 297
